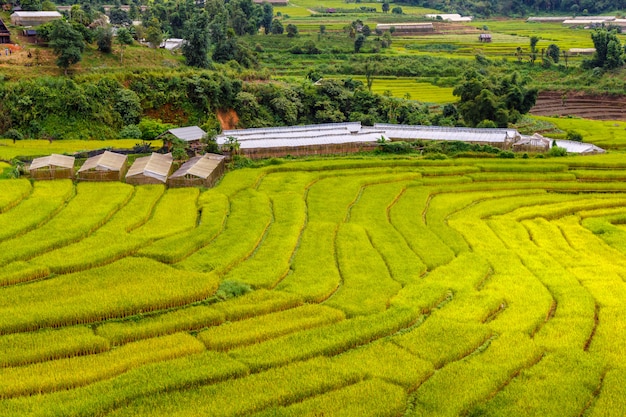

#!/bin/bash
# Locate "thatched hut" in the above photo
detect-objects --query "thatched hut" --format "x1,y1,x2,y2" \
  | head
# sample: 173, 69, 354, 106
125, 153, 173, 185
29, 154, 75, 180
77, 151, 128, 182
168, 153, 226, 188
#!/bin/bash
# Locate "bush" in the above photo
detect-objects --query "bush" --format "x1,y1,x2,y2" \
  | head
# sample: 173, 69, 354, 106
566, 130, 583, 142
119, 124, 143, 139
138, 118, 174, 141
499, 151, 515, 159
4, 129, 24, 141
424, 152, 447, 160
548, 146, 568, 157
378, 141, 413, 154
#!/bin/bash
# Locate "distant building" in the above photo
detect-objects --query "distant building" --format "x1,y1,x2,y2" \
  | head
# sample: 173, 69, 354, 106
77, 151, 128, 182
425, 13, 473, 22
478, 33, 492, 42
125, 153, 173, 185
10, 11, 62, 26
29, 154, 75, 180
168, 154, 226, 188
253, 0, 288, 4
526, 16, 571, 23
568, 48, 596, 55
0, 18, 10, 44
375, 23, 434, 34
376, 124, 519, 149
158, 126, 207, 152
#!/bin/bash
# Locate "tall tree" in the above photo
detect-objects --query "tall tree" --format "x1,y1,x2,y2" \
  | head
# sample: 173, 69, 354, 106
145, 18, 163, 49
116, 27, 134, 64
49, 20, 85, 75
588, 28, 624, 69
182, 11, 211, 68
261, 2, 273, 34
96, 26, 113, 53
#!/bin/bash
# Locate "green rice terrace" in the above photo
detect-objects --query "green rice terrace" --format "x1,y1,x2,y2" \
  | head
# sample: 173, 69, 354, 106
1, 154, 626, 416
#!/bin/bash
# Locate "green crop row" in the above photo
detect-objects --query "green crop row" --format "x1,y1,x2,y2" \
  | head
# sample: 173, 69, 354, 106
198, 304, 345, 350
131, 188, 200, 240
468, 172, 577, 182
0, 180, 74, 242
0, 326, 109, 368
0, 261, 50, 287
0, 258, 220, 334
0, 179, 31, 213
96, 290, 302, 345
0, 182, 133, 265
176, 189, 272, 274
0, 333, 204, 398
136, 191, 230, 263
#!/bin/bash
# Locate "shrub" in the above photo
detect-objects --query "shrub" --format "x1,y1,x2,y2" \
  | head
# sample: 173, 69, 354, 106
548, 146, 568, 157
499, 151, 515, 159
119, 124, 142, 139
566, 130, 583, 142
4, 128, 24, 141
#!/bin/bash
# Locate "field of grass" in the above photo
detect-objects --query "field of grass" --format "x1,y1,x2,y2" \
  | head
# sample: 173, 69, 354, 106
1, 153, 626, 415
0, 139, 163, 161
531, 116, 626, 149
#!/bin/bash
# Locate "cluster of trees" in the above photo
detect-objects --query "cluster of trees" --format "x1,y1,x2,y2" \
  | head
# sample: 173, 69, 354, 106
453, 70, 538, 127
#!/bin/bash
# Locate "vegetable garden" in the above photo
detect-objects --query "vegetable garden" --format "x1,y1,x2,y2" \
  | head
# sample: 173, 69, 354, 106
1, 154, 626, 416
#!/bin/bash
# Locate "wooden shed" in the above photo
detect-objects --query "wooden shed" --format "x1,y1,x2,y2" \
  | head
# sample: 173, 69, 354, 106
478, 33, 492, 42
158, 126, 207, 153
77, 151, 128, 182
125, 153, 173, 185
0, 18, 10, 44
29, 154, 75, 180
168, 153, 226, 188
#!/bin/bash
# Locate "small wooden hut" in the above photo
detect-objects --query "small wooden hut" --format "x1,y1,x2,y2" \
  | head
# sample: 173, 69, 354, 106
168, 153, 226, 188
29, 154, 75, 180
0, 18, 10, 44
478, 33, 492, 42
158, 126, 207, 153
125, 152, 173, 185
77, 151, 128, 182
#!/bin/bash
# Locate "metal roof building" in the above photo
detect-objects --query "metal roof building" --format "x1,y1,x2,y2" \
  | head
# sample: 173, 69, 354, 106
29, 154, 75, 180
160, 126, 207, 143
77, 151, 128, 182
375, 124, 519, 148
216, 123, 387, 159
168, 153, 226, 188
10, 11, 62, 26
125, 153, 173, 185
554, 140, 605, 154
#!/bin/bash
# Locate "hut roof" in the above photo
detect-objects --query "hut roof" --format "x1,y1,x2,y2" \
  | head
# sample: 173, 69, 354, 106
375, 123, 519, 143
375, 23, 433, 30
217, 123, 387, 149
170, 154, 225, 180
425, 13, 473, 21
30, 154, 75, 170
78, 151, 127, 173
126, 152, 172, 183
515, 133, 551, 147
161, 126, 207, 142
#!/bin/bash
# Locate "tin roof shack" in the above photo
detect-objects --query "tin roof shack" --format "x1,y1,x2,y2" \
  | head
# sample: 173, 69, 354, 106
168, 153, 226, 188
125, 153, 173, 185
376, 124, 520, 149
375, 23, 434, 34
478, 33, 492, 42
77, 151, 128, 182
10, 11, 62, 26
0, 18, 10, 44
216, 122, 387, 159
513, 134, 551, 153
253, 0, 288, 5
29, 154, 75, 180
158, 126, 207, 153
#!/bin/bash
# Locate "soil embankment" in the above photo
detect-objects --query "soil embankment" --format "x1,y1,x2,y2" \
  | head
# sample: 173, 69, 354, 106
531, 91, 626, 121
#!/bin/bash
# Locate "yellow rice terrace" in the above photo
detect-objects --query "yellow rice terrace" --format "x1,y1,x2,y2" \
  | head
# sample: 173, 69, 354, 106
1, 156, 626, 416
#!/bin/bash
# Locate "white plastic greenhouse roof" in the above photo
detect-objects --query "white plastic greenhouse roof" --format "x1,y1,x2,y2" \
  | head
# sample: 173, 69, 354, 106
30, 154, 75, 170
216, 123, 387, 149
126, 152, 173, 182
78, 151, 127, 173
375, 124, 519, 143
554, 140, 605, 154
163, 126, 206, 142
170, 154, 225, 179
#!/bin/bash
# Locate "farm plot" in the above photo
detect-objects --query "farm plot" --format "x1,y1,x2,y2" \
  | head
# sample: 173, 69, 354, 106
1, 155, 626, 416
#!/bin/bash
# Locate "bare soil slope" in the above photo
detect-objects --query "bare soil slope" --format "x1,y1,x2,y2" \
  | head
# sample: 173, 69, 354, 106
531, 91, 626, 121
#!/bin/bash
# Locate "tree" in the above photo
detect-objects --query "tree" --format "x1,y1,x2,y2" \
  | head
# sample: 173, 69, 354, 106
96, 26, 113, 53
271, 18, 284, 34
587, 28, 624, 69
182, 11, 211, 68
261, 2, 273, 34
109, 7, 132, 25
49, 20, 85, 75
117, 27, 134, 64
391, 6, 403, 14
354, 34, 365, 53
546, 43, 560, 63
364, 58, 376, 91
20, 0, 42, 11
145, 19, 163, 49
515, 46, 524, 63
382, 2, 389, 13
286, 24, 298, 37
41, 0, 56, 11
529, 36, 539, 65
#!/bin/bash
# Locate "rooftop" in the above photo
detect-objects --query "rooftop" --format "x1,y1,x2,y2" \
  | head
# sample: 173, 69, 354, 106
30, 154, 75, 170
78, 151, 127, 173
126, 152, 173, 182
162, 126, 206, 142
170, 154, 226, 180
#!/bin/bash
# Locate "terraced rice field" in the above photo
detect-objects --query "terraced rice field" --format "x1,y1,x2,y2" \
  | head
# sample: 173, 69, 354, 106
2, 155, 626, 416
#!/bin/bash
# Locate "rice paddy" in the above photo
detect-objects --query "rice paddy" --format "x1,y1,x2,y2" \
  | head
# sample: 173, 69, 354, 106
1, 154, 626, 416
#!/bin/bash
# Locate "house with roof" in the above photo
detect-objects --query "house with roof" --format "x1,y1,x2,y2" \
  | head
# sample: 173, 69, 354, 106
168, 153, 226, 188
77, 151, 128, 182
216, 122, 387, 159
10, 11, 62, 26
125, 152, 173, 185
0, 18, 10, 44
158, 126, 207, 153
29, 154, 75, 180
375, 23, 434, 34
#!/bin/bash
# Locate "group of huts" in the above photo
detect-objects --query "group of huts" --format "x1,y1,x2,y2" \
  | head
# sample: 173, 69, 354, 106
28, 151, 226, 188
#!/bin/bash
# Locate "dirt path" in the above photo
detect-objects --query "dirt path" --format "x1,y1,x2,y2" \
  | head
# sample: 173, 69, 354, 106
217, 109, 239, 130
